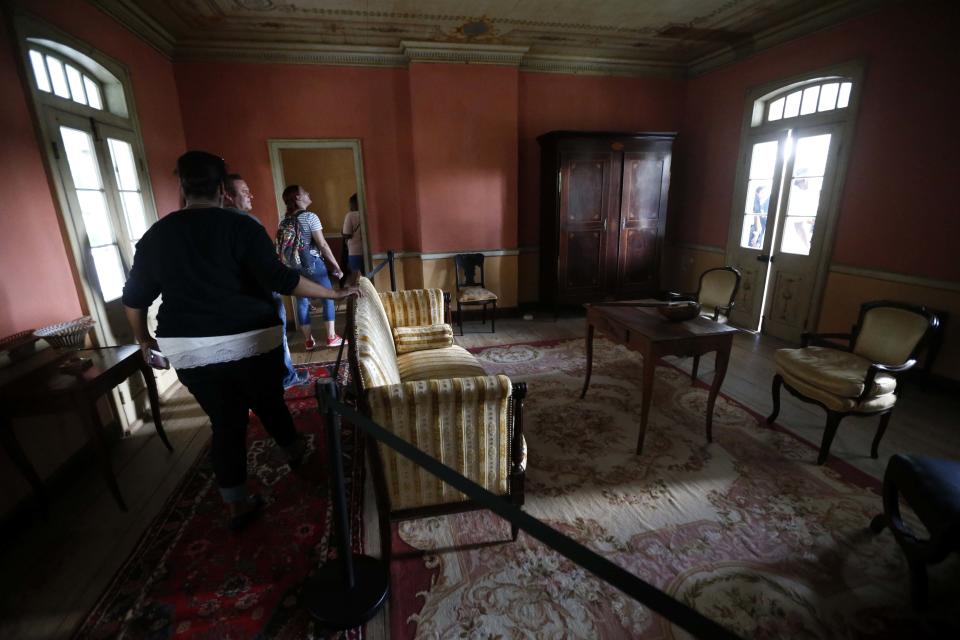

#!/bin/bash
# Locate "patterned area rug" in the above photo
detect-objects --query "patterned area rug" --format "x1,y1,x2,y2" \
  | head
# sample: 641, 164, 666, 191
389, 338, 960, 639
74, 363, 366, 640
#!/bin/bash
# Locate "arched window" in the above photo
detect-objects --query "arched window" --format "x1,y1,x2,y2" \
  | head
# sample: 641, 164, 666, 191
751, 76, 855, 127
28, 45, 104, 110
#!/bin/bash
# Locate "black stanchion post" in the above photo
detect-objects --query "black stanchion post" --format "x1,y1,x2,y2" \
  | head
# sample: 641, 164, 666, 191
302, 379, 389, 630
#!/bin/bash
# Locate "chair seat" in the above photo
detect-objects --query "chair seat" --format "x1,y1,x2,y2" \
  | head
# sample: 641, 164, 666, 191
397, 345, 486, 382
458, 286, 498, 303
775, 346, 897, 397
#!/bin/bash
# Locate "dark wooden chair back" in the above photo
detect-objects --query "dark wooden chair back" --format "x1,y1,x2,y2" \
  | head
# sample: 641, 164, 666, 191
454, 253, 486, 290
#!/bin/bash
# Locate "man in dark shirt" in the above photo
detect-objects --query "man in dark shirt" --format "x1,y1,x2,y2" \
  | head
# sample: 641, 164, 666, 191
123, 151, 359, 531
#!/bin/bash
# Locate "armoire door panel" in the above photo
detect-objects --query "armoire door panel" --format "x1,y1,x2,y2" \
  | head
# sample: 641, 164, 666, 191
618, 227, 658, 288
560, 153, 609, 226
621, 153, 665, 222
561, 230, 605, 291
618, 151, 665, 292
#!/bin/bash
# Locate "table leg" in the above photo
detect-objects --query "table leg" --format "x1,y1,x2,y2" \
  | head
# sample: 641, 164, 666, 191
139, 362, 173, 452
77, 394, 128, 511
636, 348, 656, 454
0, 414, 47, 509
579, 322, 595, 399
705, 339, 732, 443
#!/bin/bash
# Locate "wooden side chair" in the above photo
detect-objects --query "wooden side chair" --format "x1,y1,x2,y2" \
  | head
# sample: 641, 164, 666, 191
767, 300, 940, 465
669, 266, 741, 381
453, 253, 497, 335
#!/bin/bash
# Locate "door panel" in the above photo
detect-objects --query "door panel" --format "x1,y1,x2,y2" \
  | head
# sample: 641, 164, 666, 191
618, 151, 665, 293
564, 230, 604, 289
558, 152, 614, 298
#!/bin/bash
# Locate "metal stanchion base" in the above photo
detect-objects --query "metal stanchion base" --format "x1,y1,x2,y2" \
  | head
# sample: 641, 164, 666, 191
302, 555, 389, 630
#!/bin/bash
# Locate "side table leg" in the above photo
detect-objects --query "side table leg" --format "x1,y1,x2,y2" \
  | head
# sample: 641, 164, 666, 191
580, 323, 595, 399
637, 348, 656, 454
77, 395, 128, 511
0, 415, 47, 510
140, 363, 173, 452
706, 340, 732, 443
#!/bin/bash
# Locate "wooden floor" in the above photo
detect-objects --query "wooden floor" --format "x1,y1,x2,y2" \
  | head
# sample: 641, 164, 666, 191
2, 311, 958, 639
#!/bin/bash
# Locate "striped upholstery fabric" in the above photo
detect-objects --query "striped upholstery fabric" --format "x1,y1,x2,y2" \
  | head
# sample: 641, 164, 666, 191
379, 288, 445, 328
366, 375, 513, 509
392, 323, 454, 354
352, 278, 401, 389
397, 345, 486, 382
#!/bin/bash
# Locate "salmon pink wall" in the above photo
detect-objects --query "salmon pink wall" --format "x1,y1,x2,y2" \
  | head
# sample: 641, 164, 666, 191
676, 1, 960, 281
408, 63, 519, 252
518, 73, 685, 246
173, 63, 417, 253
0, 1, 185, 337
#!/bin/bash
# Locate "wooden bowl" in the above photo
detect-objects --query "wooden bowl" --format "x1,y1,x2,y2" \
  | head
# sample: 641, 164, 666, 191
658, 302, 701, 322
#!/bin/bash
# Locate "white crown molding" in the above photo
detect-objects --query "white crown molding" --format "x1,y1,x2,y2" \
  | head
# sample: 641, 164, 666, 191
521, 54, 683, 79
88, 0, 176, 58
671, 241, 726, 255
173, 41, 408, 68
401, 41, 528, 66
687, 0, 893, 77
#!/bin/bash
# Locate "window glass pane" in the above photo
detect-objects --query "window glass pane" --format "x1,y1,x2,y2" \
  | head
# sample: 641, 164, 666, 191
46, 55, 70, 98
60, 126, 103, 189
785, 177, 824, 217
83, 76, 103, 110
748, 140, 779, 179
29, 50, 50, 93
76, 190, 114, 246
107, 139, 140, 190
65, 64, 87, 105
741, 214, 767, 250
783, 90, 802, 118
120, 191, 148, 240
837, 82, 852, 108
800, 86, 820, 115
91, 245, 125, 301
793, 134, 831, 178
818, 82, 839, 111
767, 97, 784, 121
745, 179, 772, 214
780, 217, 815, 255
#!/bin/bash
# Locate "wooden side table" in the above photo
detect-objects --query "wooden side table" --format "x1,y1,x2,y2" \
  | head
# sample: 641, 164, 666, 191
0, 345, 172, 511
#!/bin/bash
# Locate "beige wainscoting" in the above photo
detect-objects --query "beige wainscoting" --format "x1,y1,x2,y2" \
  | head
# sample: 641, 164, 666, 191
818, 268, 960, 382
661, 242, 727, 294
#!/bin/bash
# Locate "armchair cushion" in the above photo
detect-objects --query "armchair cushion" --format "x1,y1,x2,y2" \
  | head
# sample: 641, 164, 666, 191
380, 287, 445, 328
775, 346, 897, 412
397, 345, 486, 382
854, 307, 932, 366
699, 269, 738, 313
458, 286, 498, 303
366, 374, 515, 510
392, 323, 454, 354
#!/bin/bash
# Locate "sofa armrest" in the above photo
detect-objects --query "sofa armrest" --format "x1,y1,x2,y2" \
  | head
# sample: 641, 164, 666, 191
366, 374, 514, 510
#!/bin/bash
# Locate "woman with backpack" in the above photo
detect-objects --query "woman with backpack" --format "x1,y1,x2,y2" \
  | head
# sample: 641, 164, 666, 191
278, 184, 346, 349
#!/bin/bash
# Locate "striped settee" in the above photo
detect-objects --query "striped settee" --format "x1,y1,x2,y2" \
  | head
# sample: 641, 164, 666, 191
348, 277, 526, 547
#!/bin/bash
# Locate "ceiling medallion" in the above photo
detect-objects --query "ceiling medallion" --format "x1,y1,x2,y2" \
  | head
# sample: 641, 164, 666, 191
453, 17, 496, 41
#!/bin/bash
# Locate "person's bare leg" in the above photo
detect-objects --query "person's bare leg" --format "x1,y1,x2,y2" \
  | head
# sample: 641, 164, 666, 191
325, 320, 336, 340
300, 323, 313, 342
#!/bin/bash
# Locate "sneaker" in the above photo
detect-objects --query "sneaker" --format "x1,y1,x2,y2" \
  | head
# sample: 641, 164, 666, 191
304, 337, 317, 351
326, 335, 347, 347
283, 369, 311, 389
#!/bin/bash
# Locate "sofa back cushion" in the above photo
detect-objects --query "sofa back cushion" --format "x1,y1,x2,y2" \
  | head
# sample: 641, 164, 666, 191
352, 277, 401, 389
379, 287, 445, 328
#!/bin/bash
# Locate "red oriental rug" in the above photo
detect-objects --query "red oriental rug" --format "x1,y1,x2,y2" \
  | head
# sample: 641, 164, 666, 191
73, 363, 366, 640
387, 338, 960, 639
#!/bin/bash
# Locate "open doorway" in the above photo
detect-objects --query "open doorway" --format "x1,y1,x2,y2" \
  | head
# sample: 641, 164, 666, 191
267, 139, 370, 330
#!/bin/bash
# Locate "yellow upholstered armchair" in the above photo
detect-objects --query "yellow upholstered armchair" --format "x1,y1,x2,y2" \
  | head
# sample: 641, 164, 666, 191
767, 300, 939, 465
669, 266, 742, 381
347, 277, 526, 562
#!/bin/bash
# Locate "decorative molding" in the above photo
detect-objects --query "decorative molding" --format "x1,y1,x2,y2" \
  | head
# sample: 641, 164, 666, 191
672, 241, 725, 255
174, 42, 408, 68
402, 41, 528, 66
88, 0, 176, 58
372, 249, 520, 261
829, 264, 960, 294
521, 54, 683, 78
518, 245, 540, 254
687, 0, 889, 76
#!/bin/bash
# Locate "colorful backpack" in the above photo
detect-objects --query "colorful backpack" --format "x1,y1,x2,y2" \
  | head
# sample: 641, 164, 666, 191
276, 212, 307, 270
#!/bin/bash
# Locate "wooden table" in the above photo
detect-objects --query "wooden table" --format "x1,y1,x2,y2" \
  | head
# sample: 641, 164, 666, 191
580, 304, 738, 454
0, 345, 172, 511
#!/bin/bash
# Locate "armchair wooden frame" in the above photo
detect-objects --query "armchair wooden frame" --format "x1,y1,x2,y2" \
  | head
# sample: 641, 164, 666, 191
767, 300, 940, 465
454, 253, 497, 336
344, 295, 527, 568
668, 266, 742, 382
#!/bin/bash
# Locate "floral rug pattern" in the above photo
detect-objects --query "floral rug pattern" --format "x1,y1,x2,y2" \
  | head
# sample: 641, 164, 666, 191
391, 338, 960, 639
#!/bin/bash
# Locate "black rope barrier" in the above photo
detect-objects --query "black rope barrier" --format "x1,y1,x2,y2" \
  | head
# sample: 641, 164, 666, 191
317, 384, 741, 640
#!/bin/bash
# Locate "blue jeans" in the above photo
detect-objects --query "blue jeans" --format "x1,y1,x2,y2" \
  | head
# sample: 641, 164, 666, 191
348, 254, 364, 274
297, 254, 335, 325
274, 293, 298, 386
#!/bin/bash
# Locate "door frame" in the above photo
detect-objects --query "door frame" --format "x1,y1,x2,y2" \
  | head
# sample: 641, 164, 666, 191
724, 60, 864, 337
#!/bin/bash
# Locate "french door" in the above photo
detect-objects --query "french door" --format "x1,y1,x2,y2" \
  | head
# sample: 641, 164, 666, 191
727, 124, 843, 342
46, 109, 175, 427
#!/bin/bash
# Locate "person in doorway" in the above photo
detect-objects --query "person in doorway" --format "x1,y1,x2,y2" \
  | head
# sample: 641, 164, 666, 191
280, 184, 345, 350
222, 174, 309, 388
123, 151, 359, 532
341, 193, 363, 286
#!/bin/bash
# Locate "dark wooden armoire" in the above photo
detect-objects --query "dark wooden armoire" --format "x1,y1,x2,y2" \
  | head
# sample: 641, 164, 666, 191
537, 131, 675, 306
